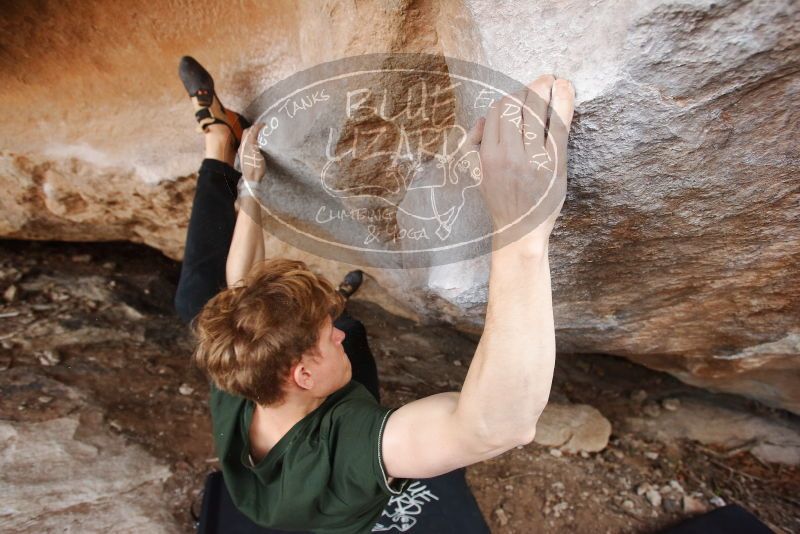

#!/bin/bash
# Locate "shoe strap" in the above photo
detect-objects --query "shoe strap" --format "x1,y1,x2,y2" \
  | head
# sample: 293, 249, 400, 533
192, 88, 213, 107
193, 107, 245, 144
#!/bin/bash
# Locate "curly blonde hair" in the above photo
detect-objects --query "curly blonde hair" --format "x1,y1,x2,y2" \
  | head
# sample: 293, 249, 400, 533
192, 259, 345, 405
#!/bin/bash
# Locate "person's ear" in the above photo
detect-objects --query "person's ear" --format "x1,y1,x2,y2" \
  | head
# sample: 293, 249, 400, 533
291, 360, 314, 390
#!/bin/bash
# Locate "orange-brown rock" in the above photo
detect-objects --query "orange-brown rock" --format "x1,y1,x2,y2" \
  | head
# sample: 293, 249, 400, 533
1, 1, 798, 412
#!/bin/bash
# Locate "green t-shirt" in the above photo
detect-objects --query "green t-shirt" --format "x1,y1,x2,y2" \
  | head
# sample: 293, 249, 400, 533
210, 380, 411, 533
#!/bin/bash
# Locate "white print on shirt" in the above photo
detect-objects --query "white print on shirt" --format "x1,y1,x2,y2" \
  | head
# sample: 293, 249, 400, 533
372, 481, 440, 532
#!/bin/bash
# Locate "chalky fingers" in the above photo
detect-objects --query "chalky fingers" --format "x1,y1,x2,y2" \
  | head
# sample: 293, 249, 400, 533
545, 79, 575, 173
497, 90, 526, 154
523, 74, 555, 156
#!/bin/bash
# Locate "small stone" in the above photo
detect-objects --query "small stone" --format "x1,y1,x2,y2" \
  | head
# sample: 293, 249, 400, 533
646, 490, 662, 508
49, 291, 69, 302
553, 502, 568, 517
669, 480, 685, 494
3, 284, 17, 302
636, 483, 651, 496
71, 254, 92, 263
452, 359, 462, 367
109, 420, 122, 431
630, 389, 648, 403
643, 403, 662, 418
102, 261, 116, 270
682, 495, 708, 514
622, 500, 635, 510
404, 356, 418, 362
494, 508, 509, 526
504, 484, 514, 491
662, 398, 681, 411
118, 304, 144, 321
709, 496, 726, 507
663, 442, 681, 460
37, 395, 54, 404
551, 481, 565, 495
663, 496, 681, 513
36, 349, 61, 366
549, 448, 563, 458
644, 451, 659, 460
580, 451, 589, 458
179, 383, 194, 396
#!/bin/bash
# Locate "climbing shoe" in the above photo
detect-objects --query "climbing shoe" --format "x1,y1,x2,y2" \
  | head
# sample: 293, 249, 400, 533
338, 270, 364, 299
178, 55, 250, 144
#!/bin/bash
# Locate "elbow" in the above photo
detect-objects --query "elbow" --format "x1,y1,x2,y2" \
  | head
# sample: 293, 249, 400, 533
510, 401, 552, 448
458, 399, 548, 454
512, 402, 549, 446
224, 260, 235, 288
513, 425, 537, 447
479, 425, 537, 454
469, 420, 538, 453
225, 263, 243, 288
495, 411, 545, 449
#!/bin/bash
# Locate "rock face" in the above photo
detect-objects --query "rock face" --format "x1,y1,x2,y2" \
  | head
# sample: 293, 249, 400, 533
1, 1, 798, 411
0, 373, 179, 533
626, 396, 800, 465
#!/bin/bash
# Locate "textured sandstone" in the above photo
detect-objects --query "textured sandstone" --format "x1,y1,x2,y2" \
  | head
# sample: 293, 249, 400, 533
0, 1, 798, 411
0, 374, 179, 533
534, 403, 613, 453
626, 397, 800, 465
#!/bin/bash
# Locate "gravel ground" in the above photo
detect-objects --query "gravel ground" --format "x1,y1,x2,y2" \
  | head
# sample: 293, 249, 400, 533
1, 239, 798, 533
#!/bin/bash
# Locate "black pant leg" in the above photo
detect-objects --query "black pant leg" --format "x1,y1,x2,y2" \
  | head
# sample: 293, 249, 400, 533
335, 308, 381, 403
174, 159, 241, 325
172, 160, 381, 403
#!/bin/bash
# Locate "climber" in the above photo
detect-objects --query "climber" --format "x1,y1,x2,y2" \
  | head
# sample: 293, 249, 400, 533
173, 56, 574, 532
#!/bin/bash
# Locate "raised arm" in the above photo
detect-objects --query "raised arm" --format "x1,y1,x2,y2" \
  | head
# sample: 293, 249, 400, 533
226, 124, 266, 287
382, 75, 575, 479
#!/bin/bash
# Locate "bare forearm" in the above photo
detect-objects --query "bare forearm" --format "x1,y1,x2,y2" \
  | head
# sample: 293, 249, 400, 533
456, 235, 556, 447
226, 196, 265, 286
382, 76, 572, 480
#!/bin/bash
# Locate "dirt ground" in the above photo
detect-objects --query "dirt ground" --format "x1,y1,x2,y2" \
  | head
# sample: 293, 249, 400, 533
1, 240, 798, 533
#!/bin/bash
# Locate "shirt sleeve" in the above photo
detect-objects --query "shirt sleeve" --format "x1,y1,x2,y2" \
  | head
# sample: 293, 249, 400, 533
375, 408, 411, 495
327, 389, 411, 505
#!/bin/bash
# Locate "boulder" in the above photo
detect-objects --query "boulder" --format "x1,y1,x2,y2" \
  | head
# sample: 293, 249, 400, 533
0, 0, 797, 411
626, 396, 800, 465
0, 375, 178, 532
534, 403, 613, 453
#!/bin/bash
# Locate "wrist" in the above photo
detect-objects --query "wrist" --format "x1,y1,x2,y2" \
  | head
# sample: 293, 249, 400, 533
238, 179, 264, 198
491, 231, 549, 260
